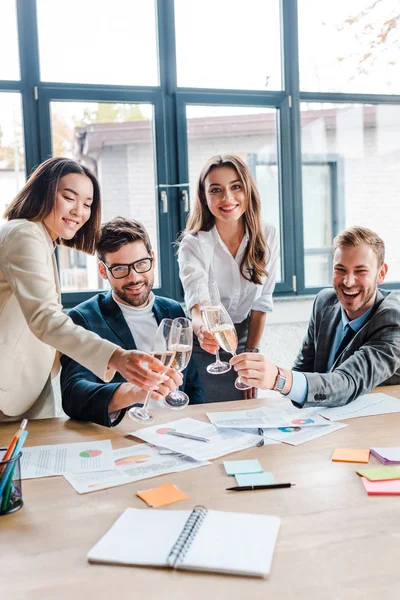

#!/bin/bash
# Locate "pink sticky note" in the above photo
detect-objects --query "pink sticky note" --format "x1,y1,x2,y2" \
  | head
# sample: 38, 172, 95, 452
361, 477, 400, 496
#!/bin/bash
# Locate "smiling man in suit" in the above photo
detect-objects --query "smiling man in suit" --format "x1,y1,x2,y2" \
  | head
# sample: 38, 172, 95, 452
231, 226, 400, 407
61, 217, 204, 427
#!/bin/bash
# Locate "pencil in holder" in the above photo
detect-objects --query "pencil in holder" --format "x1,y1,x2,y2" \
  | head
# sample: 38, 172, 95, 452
0, 448, 23, 516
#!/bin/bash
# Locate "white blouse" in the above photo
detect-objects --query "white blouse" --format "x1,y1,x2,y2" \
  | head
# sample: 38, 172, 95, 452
178, 222, 279, 323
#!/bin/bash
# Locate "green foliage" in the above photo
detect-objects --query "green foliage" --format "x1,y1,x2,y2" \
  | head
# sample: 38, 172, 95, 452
78, 103, 146, 125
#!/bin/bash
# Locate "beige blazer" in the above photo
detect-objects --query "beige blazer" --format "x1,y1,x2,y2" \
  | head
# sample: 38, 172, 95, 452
0, 219, 118, 420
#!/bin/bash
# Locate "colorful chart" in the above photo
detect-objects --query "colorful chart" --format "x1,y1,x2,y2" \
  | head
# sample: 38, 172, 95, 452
278, 426, 302, 433
156, 427, 176, 435
79, 449, 102, 458
291, 419, 315, 426
115, 454, 150, 466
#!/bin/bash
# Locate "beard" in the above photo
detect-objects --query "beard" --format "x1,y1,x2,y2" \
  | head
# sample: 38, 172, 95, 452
334, 274, 379, 318
114, 280, 152, 307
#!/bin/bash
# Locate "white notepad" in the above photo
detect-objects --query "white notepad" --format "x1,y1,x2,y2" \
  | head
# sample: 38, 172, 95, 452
87, 506, 281, 578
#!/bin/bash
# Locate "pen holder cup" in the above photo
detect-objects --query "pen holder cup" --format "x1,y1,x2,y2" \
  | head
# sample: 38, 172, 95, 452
0, 448, 23, 516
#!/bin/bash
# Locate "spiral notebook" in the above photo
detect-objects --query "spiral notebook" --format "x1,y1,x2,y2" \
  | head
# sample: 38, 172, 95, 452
87, 505, 281, 578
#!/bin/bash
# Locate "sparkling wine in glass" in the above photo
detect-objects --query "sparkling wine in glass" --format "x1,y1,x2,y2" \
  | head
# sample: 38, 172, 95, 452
164, 317, 193, 410
198, 281, 231, 375
202, 305, 250, 391
129, 319, 181, 423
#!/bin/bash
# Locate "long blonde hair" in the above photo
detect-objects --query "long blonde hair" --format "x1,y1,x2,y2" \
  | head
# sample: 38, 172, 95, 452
181, 154, 269, 285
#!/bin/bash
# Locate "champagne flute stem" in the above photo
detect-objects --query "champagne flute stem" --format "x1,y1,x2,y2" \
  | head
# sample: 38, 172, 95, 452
215, 349, 221, 363
141, 390, 152, 412
230, 351, 242, 384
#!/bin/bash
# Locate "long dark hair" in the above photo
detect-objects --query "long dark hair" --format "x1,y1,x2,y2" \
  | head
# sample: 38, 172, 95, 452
180, 153, 268, 284
4, 157, 102, 254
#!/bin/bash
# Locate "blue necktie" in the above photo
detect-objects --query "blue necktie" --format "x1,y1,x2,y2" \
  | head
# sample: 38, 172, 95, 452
333, 324, 356, 363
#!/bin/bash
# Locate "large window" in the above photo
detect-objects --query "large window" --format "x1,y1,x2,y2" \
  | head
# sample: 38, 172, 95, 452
0, 0, 20, 80
50, 101, 160, 291
0, 93, 25, 225
1, 0, 400, 306
298, 0, 400, 94
185, 105, 283, 282
174, 0, 282, 90
37, 0, 158, 86
300, 103, 400, 285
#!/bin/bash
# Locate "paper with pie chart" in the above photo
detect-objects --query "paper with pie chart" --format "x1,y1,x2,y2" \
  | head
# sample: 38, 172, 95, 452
131, 418, 262, 461
260, 421, 348, 446
206, 407, 331, 430
63, 443, 210, 494
20, 440, 115, 479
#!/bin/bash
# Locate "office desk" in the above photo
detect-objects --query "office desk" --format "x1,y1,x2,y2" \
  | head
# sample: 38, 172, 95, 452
1, 387, 400, 600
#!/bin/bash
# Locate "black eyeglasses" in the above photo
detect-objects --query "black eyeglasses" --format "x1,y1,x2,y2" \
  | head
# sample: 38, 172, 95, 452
101, 257, 153, 279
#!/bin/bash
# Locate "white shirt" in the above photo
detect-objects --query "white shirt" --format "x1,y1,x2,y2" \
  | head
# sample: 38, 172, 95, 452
113, 291, 157, 353
178, 222, 279, 323
112, 292, 160, 408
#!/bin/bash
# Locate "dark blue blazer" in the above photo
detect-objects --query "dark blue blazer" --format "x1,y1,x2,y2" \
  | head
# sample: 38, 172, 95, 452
61, 292, 204, 427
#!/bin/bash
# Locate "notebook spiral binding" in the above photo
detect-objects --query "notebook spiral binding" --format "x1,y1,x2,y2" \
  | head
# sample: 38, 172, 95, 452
167, 505, 208, 568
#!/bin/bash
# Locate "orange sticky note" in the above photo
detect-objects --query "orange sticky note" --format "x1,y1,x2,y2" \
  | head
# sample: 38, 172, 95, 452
361, 477, 400, 496
136, 483, 189, 508
332, 448, 370, 463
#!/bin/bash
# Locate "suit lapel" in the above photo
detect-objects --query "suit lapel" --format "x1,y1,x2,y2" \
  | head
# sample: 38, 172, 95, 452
100, 292, 137, 350
51, 253, 61, 299
37, 222, 61, 300
152, 297, 167, 326
315, 301, 341, 372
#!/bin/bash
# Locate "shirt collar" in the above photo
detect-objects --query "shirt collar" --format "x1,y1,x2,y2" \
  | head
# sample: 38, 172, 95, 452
211, 225, 249, 252
341, 303, 374, 333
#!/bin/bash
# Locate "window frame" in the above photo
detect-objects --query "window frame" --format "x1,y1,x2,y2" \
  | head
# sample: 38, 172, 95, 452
2, 0, 399, 312
175, 90, 295, 295
37, 85, 176, 308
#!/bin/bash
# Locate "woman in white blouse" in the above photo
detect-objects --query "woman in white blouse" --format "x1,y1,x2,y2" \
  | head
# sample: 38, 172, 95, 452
0, 157, 177, 421
178, 154, 279, 402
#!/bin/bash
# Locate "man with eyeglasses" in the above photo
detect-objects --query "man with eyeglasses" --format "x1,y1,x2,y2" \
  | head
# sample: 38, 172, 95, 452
61, 217, 204, 427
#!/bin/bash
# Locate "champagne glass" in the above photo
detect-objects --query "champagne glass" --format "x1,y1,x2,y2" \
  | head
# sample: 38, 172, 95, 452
198, 281, 231, 375
129, 319, 181, 423
201, 304, 251, 391
163, 317, 193, 410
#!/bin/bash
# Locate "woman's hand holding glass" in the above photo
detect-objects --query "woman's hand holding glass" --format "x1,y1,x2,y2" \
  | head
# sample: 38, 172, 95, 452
196, 325, 220, 355
109, 347, 171, 391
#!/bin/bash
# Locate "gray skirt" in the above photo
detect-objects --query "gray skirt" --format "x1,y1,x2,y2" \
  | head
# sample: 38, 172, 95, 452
193, 317, 249, 403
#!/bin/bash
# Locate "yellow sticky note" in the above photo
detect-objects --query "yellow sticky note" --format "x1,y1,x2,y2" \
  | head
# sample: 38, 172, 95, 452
136, 483, 189, 508
332, 448, 370, 463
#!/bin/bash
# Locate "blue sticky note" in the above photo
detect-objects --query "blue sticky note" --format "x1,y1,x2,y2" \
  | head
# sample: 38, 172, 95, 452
223, 459, 263, 476
235, 472, 276, 486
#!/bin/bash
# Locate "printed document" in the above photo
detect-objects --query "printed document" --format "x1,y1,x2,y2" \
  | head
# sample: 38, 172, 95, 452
64, 443, 209, 494
131, 418, 262, 461
21, 440, 114, 479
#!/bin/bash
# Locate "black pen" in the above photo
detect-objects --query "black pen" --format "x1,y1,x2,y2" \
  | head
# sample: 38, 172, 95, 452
226, 483, 295, 491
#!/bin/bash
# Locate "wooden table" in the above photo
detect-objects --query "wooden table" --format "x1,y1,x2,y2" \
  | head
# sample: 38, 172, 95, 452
1, 387, 400, 600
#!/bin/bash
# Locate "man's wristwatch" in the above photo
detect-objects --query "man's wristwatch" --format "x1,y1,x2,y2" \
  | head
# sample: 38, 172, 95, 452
273, 367, 287, 392
244, 347, 259, 353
